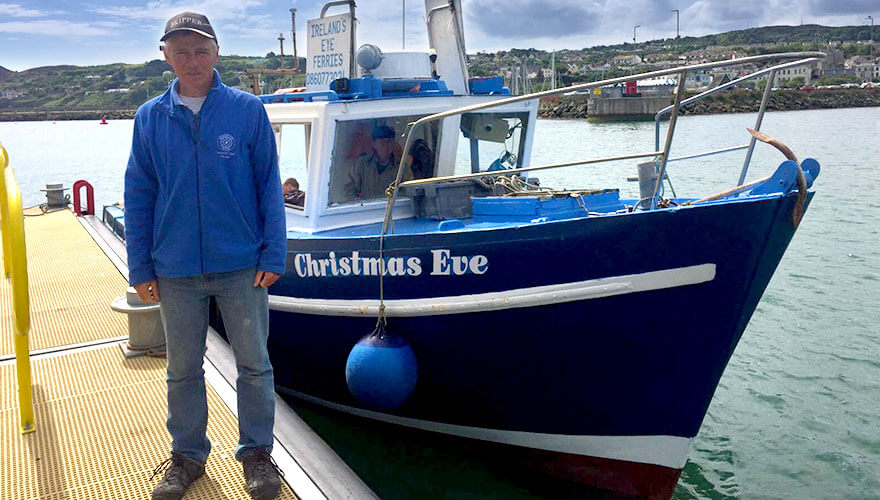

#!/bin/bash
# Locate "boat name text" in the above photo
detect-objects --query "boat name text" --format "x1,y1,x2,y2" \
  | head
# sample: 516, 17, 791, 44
292, 250, 489, 278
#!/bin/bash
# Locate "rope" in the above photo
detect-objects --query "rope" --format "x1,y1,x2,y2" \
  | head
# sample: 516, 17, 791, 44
375, 230, 388, 331
22, 194, 71, 217
745, 128, 807, 228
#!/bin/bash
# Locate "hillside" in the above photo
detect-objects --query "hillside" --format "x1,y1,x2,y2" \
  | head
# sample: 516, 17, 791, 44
0, 54, 304, 116
0, 24, 876, 120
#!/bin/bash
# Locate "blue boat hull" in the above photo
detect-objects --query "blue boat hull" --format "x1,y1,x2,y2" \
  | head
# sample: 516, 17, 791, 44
219, 192, 809, 498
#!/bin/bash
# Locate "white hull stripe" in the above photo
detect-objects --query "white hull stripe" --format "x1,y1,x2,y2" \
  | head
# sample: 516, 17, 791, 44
269, 263, 716, 317
278, 387, 693, 469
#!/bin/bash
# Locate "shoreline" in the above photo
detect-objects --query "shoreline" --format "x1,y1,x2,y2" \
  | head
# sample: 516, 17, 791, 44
538, 88, 880, 119
0, 108, 136, 122
1, 89, 878, 122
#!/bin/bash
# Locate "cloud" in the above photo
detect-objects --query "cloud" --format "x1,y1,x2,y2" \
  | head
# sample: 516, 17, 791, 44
0, 20, 111, 36
91, 0, 265, 21
807, 0, 878, 17
458, 0, 877, 50
0, 3, 62, 17
466, 0, 605, 39
222, 15, 280, 40
89, 0, 279, 41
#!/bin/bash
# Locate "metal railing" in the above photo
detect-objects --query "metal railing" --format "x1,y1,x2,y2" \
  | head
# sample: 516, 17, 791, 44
654, 57, 823, 190
0, 142, 35, 434
380, 51, 825, 233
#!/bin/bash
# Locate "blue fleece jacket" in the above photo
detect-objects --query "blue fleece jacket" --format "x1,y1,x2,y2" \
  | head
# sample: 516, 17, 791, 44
124, 69, 286, 285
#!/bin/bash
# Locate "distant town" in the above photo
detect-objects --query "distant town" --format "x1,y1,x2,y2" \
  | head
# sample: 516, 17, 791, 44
1, 23, 877, 121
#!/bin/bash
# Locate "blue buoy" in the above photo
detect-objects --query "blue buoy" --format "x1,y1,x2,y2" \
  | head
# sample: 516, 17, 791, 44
345, 323, 418, 410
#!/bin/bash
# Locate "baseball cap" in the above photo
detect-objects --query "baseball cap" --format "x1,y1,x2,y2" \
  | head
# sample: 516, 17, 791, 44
161, 12, 216, 42
371, 125, 395, 140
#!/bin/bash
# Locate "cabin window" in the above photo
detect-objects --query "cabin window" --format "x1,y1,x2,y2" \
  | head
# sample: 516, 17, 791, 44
327, 115, 440, 206
276, 123, 310, 210
455, 112, 529, 175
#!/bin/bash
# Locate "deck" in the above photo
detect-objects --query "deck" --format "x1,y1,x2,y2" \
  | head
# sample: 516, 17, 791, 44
1, 208, 374, 500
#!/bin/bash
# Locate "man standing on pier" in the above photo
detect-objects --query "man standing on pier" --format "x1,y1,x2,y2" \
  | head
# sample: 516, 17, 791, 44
124, 12, 286, 500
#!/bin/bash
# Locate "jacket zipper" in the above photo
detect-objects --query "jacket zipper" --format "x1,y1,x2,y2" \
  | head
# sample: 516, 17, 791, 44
193, 111, 205, 275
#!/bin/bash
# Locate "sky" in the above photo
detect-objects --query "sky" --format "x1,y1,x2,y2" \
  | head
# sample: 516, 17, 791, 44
0, 0, 877, 71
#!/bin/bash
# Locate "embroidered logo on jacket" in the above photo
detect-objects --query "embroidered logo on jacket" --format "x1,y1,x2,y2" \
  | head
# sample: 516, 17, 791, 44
217, 133, 236, 158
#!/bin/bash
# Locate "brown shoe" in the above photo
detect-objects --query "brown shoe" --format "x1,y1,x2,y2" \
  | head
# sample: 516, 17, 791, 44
242, 449, 283, 500
151, 453, 205, 500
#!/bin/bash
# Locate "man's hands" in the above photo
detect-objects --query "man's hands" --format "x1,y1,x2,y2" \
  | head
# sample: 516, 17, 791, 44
133, 280, 160, 303
133, 271, 279, 302
254, 270, 282, 288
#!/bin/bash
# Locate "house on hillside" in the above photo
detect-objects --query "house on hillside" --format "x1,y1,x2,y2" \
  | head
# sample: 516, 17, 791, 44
684, 69, 713, 90
680, 50, 708, 63
642, 53, 670, 63
772, 64, 812, 86
1, 89, 19, 100
580, 63, 612, 75
845, 56, 877, 82
820, 48, 845, 71
612, 54, 642, 66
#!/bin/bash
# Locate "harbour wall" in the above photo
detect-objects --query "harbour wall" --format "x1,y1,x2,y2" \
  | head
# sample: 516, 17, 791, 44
0, 108, 136, 122
539, 88, 880, 119
1, 89, 878, 122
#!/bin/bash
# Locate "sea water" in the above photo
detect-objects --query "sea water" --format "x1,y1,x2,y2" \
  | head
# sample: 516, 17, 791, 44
1, 107, 878, 499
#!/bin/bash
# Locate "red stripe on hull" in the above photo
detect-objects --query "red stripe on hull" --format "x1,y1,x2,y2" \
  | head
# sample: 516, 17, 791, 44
525, 448, 682, 499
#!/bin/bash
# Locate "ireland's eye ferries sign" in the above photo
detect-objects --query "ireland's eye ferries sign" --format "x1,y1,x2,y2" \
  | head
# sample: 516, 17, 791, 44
306, 13, 352, 91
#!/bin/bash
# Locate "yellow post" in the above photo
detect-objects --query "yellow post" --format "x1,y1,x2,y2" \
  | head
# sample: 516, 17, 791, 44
1, 143, 11, 277
1, 143, 35, 433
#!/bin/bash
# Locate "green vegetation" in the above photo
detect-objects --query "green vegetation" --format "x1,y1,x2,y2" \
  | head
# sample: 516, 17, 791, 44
814, 74, 863, 86
0, 54, 305, 114
0, 23, 876, 119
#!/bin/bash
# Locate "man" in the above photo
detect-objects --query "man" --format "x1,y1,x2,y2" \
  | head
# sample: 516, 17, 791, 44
124, 12, 286, 500
344, 124, 410, 199
282, 177, 305, 206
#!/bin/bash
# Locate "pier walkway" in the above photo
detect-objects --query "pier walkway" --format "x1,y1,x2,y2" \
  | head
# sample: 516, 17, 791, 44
1, 208, 372, 500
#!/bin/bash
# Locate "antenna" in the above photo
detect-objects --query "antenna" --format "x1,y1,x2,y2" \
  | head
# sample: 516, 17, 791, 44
290, 8, 299, 71
868, 16, 874, 62
671, 9, 680, 39
278, 32, 286, 69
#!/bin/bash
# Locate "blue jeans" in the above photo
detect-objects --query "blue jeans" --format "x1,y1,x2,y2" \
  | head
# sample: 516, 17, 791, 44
157, 266, 275, 463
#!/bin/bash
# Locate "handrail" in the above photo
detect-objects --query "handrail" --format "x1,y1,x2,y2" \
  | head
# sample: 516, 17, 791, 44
1, 143, 10, 276
0, 143, 35, 434
653, 57, 821, 187
667, 143, 750, 163
397, 150, 664, 189
319, 0, 357, 78
380, 51, 825, 235
380, 51, 825, 239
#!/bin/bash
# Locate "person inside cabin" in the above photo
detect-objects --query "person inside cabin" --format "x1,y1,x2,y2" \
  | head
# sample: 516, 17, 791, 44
344, 124, 410, 200
282, 177, 305, 206
408, 138, 435, 180
123, 11, 285, 500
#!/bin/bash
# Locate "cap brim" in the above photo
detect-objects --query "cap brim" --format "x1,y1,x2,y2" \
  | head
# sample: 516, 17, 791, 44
160, 27, 216, 41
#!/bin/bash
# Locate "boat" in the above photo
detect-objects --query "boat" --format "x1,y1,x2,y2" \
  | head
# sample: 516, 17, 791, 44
105, 2, 825, 498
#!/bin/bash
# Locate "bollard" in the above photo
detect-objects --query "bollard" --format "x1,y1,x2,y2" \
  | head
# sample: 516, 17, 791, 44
110, 287, 166, 358
40, 182, 69, 209
637, 161, 658, 209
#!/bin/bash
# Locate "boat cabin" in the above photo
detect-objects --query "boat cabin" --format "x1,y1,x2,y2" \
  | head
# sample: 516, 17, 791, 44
264, 77, 537, 234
